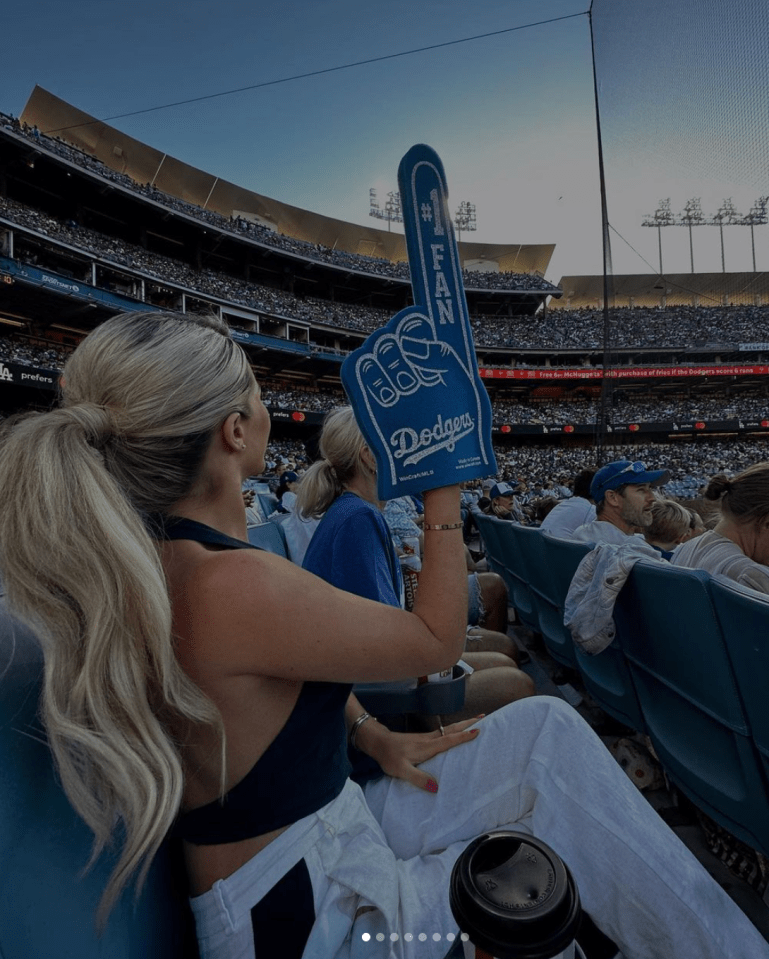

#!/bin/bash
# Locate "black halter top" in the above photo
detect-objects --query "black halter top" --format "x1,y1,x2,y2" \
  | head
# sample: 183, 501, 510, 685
157, 517, 351, 845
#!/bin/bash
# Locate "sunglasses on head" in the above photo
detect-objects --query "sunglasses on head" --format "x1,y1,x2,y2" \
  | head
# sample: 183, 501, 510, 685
595, 461, 646, 493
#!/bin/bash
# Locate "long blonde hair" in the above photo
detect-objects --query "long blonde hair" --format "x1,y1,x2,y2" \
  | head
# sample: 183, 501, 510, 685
0, 310, 255, 925
295, 406, 368, 518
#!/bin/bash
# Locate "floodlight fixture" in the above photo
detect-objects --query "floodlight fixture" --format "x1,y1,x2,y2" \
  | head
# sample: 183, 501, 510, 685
641, 199, 675, 274
738, 196, 769, 272
679, 198, 705, 272
712, 198, 742, 273
368, 188, 403, 231
454, 200, 477, 243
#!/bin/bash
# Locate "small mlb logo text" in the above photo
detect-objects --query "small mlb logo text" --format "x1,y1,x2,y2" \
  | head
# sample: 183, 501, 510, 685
0, 364, 13, 382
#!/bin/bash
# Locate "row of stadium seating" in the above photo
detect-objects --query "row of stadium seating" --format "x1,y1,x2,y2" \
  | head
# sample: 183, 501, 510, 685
473, 513, 769, 862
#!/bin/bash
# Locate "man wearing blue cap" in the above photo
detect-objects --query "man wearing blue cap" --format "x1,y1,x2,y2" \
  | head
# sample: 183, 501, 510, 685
571, 460, 671, 545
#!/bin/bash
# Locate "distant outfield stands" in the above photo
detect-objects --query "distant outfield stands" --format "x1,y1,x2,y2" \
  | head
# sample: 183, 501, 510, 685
555, 273, 769, 310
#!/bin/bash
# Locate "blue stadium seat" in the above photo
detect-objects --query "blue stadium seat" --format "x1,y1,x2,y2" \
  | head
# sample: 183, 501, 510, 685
247, 519, 289, 557
709, 574, 769, 809
473, 514, 540, 634
617, 560, 769, 855
0, 600, 199, 959
509, 525, 577, 668
268, 511, 290, 525
539, 533, 647, 732
256, 492, 280, 520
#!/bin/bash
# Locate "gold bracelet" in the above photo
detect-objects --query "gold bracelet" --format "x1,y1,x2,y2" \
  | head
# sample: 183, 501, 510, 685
423, 522, 463, 531
349, 712, 377, 750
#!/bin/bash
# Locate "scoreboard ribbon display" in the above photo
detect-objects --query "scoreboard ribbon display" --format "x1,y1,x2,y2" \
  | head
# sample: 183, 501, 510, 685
342, 144, 496, 499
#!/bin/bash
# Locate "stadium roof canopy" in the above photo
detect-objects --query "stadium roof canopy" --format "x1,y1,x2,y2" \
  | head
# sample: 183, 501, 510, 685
21, 86, 554, 277
554, 273, 769, 310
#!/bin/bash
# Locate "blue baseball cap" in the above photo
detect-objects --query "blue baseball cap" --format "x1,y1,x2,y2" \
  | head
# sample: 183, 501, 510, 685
590, 460, 670, 503
490, 482, 518, 500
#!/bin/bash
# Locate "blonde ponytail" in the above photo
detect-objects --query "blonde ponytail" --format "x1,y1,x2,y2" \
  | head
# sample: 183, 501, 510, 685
0, 310, 255, 926
295, 407, 368, 518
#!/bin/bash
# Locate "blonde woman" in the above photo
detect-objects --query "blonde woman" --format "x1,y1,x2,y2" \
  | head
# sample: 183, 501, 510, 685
297, 406, 535, 727
1, 310, 766, 959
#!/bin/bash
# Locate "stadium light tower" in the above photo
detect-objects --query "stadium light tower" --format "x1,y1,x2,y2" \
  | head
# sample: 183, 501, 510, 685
641, 199, 675, 274
739, 196, 769, 272
454, 200, 477, 244
679, 198, 705, 273
712, 198, 741, 273
369, 188, 403, 232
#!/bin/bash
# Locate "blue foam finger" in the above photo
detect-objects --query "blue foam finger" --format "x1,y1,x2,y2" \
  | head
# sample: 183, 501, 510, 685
341, 144, 497, 499
374, 336, 419, 394
358, 355, 398, 408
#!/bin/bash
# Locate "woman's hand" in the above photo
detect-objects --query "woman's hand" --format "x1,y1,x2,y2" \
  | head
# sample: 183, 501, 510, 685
355, 715, 483, 794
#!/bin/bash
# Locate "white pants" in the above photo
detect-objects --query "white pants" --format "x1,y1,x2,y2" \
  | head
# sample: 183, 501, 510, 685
190, 697, 769, 959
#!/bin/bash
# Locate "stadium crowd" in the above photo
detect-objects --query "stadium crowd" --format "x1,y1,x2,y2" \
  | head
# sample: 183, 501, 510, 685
490, 391, 769, 424
3, 333, 768, 427
4, 195, 769, 352
260, 384, 345, 412
253, 434, 769, 504
0, 113, 558, 293
0, 335, 70, 370
471, 304, 769, 350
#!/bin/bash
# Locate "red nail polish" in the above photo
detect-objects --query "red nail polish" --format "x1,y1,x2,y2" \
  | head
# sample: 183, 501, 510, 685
426, 779, 438, 793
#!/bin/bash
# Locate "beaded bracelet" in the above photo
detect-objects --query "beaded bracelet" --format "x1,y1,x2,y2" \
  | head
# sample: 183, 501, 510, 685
349, 711, 377, 750
423, 522, 464, 531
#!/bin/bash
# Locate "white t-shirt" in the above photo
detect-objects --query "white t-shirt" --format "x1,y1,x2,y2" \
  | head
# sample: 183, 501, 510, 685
570, 519, 648, 548
671, 530, 769, 593
539, 497, 596, 538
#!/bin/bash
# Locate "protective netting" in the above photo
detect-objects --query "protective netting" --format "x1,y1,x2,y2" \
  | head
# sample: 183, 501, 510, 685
590, 0, 769, 452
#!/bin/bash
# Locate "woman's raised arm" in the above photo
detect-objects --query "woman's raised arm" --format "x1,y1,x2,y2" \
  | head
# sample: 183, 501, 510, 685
176, 485, 467, 685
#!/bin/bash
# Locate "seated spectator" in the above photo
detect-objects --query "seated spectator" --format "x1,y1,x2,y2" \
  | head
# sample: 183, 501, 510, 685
672, 464, 769, 592
643, 499, 692, 559
274, 469, 299, 513
384, 493, 511, 639
571, 460, 670, 545
529, 496, 558, 524
299, 408, 534, 724
539, 468, 597, 538
684, 508, 707, 540
483, 481, 529, 523
476, 477, 495, 513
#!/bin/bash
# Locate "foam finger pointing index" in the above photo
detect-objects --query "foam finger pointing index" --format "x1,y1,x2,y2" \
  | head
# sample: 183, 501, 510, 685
398, 144, 472, 367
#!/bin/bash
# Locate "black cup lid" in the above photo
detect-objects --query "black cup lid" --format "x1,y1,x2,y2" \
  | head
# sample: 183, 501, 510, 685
449, 831, 582, 959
